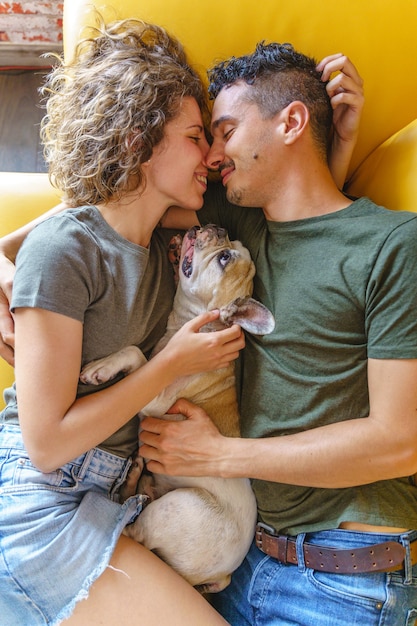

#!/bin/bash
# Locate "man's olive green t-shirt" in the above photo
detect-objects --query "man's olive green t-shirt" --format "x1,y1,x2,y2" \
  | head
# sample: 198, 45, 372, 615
199, 186, 417, 535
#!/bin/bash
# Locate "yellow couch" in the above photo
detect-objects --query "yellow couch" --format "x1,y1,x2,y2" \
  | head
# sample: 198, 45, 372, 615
1, 0, 417, 398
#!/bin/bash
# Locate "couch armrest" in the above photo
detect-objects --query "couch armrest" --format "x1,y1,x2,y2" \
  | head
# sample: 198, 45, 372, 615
0, 172, 61, 236
346, 120, 417, 213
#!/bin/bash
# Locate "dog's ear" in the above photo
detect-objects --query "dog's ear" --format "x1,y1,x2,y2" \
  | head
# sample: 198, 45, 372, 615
219, 296, 275, 335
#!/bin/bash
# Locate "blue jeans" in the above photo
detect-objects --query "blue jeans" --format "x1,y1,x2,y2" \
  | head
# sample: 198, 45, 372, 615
0, 424, 145, 626
211, 531, 417, 625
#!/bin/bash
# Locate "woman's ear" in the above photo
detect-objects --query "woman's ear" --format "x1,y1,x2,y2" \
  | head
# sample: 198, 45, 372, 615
277, 101, 310, 145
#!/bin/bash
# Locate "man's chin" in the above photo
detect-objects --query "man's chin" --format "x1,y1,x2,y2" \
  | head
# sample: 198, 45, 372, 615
226, 187, 244, 206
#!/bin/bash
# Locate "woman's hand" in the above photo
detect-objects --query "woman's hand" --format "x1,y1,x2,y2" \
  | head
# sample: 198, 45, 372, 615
140, 398, 226, 476
160, 310, 245, 377
317, 53, 364, 188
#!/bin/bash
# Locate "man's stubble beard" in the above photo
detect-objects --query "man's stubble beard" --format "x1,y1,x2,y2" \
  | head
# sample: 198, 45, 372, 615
227, 187, 243, 206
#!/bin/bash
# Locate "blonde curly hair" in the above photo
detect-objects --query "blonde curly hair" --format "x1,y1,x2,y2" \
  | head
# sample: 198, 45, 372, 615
40, 18, 209, 206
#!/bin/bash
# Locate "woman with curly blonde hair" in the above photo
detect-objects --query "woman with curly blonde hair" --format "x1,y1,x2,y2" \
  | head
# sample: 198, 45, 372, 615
0, 17, 239, 626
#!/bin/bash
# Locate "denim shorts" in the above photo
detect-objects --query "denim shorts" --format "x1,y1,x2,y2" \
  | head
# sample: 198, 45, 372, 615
0, 424, 145, 626
211, 531, 417, 625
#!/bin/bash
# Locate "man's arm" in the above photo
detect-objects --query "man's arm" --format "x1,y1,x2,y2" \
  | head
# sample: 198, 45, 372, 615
0, 202, 68, 364
318, 54, 364, 189
139, 357, 417, 488
0, 202, 68, 263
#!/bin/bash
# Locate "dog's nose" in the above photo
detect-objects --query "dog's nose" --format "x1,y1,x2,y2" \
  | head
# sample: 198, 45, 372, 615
202, 224, 227, 240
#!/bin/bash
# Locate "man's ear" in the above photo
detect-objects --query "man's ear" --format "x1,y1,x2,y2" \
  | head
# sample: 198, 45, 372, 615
277, 101, 310, 145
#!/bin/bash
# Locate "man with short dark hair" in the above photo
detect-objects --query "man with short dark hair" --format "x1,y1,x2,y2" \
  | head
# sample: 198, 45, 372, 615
142, 43, 417, 625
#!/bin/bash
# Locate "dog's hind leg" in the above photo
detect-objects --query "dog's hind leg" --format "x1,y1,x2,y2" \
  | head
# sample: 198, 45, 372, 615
119, 452, 144, 501
123, 487, 238, 591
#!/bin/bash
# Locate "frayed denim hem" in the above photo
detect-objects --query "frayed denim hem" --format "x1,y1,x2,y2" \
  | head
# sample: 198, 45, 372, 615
51, 494, 145, 626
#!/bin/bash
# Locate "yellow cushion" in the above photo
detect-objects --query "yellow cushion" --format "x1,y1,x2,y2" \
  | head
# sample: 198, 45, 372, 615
0, 173, 60, 237
0, 355, 14, 401
346, 120, 417, 213
64, 0, 417, 177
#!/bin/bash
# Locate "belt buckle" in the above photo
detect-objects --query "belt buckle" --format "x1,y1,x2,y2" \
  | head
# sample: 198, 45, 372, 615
256, 522, 278, 539
256, 522, 291, 564
255, 522, 277, 552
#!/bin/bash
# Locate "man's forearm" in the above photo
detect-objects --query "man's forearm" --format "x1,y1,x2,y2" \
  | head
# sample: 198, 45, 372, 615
0, 202, 68, 262
220, 415, 417, 488
328, 134, 356, 190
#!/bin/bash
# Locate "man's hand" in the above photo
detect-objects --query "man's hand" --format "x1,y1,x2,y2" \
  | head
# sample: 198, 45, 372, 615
140, 398, 225, 477
317, 53, 364, 188
318, 53, 364, 144
0, 255, 15, 366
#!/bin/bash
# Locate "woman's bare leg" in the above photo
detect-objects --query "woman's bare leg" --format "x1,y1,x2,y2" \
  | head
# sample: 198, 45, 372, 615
62, 535, 229, 625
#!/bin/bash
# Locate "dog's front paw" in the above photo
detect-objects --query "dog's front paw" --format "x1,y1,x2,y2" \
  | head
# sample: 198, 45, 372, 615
80, 355, 123, 385
80, 346, 146, 385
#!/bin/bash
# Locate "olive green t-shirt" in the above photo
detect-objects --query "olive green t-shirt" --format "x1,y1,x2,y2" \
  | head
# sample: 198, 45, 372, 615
199, 185, 417, 534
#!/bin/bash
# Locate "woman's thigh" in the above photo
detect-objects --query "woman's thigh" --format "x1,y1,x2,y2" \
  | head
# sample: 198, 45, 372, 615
63, 535, 229, 626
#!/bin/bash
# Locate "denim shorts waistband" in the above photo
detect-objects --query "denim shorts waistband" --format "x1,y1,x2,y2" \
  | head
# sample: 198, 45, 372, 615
0, 422, 130, 482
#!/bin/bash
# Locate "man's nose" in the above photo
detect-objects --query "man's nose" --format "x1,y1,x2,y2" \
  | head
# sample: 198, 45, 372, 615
204, 141, 225, 170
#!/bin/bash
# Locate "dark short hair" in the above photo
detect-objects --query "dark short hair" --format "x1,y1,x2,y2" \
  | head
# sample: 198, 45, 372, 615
208, 42, 333, 159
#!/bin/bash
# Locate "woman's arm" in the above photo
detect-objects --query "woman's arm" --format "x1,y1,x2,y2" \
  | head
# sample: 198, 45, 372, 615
15, 307, 244, 472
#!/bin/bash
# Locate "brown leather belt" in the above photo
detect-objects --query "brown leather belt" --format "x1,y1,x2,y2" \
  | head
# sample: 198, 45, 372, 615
255, 523, 417, 574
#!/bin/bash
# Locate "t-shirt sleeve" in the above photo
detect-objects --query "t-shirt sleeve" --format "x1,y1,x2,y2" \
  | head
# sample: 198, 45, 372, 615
12, 216, 100, 322
366, 215, 417, 359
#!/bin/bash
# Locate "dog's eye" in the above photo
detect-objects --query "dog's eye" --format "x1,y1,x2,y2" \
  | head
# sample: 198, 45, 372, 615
218, 250, 232, 268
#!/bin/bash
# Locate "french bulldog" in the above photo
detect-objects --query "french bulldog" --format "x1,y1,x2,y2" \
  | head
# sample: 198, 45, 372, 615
80, 224, 275, 592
